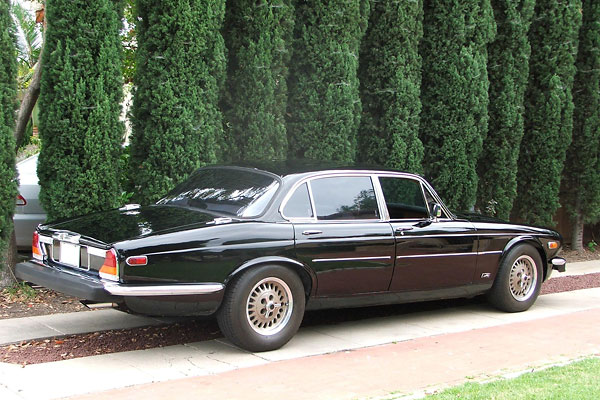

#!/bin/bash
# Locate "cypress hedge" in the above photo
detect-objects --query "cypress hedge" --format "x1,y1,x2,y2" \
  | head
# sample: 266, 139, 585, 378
476, 0, 535, 220
0, 0, 18, 265
357, 0, 423, 173
222, 0, 294, 161
420, 0, 496, 211
38, 0, 124, 221
513, 0, 582, 227
286, 0, 369, 162
129, 0, 226, 204
562, 0, 600, 249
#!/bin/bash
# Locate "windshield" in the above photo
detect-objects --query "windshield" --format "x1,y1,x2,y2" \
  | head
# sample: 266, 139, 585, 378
156, 167, 280, 218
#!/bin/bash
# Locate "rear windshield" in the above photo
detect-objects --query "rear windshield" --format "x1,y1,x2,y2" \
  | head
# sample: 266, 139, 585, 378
156, 167, 280, 218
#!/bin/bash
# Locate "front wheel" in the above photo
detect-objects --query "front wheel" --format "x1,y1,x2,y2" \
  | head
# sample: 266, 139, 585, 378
217, 265, 305, 352
487, 244, 543, 312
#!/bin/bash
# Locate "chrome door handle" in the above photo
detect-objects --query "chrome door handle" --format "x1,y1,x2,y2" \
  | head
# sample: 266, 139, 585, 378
302, 230, 323, 236
395, 227, 413, 235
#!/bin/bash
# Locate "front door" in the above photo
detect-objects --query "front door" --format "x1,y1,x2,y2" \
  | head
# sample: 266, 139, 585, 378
376, 176, 478, 292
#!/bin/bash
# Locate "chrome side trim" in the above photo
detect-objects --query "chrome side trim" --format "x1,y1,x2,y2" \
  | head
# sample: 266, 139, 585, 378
396, 250, 502, 259
397, 252, 476, 259
103, 283, 225, 296
312, 256, 392, 263
478, 250, 503, 256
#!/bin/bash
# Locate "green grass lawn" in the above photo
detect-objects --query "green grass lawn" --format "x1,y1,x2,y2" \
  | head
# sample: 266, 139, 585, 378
423, 357, 600, 399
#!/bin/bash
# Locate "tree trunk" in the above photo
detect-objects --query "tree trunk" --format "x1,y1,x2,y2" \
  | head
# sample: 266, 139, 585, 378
14, 58, 42, 150
571, 210, 584, 251
0, 231, 18, 288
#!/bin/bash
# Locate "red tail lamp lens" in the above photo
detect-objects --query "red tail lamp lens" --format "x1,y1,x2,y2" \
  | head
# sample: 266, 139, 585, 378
126, 256, 148, 266
32, 231, 43, 259
16, 194, 27, 206
99, 249, 119, 281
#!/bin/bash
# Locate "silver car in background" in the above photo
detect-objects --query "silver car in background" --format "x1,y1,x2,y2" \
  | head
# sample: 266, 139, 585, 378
15, 154, 46, 250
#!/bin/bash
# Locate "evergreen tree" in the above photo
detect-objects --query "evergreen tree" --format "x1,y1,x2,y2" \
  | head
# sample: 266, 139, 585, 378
420, 1, 496, 211
38, 0, 124, 221
562, 0, 600, 249
357, 0, 423, 173
513, 0, 582, 227
222, 0, 294, 161
129, 0, 226, 204
476, 0, 535, 220
0, 0, 18, 267
286, 0, 369, 162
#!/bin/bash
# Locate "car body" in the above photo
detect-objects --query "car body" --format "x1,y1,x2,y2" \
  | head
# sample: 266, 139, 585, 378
16, 162, 566, 351
14, 154, 46, 249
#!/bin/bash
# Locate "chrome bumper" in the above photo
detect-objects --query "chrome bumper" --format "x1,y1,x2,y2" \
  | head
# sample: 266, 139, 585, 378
15, 261, 225, 302
550, 257, 566, 273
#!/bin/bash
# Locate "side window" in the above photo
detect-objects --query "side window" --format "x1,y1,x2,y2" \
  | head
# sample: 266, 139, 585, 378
310, 176, 379, 220
379, 177, 429, 220
283, 183, 313, 218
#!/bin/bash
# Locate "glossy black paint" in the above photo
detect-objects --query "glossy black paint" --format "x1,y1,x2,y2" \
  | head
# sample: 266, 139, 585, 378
29, 163, 564, 316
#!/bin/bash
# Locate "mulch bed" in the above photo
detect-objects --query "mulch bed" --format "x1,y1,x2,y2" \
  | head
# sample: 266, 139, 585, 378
0, 287, 87, 320
2, 272, 599, 366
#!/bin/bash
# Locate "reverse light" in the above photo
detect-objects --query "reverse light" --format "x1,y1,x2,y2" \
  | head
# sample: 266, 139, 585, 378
548, 241, 559, 250
32, 231, 43, 260
16, 194, 27, 206
99, 249, 119, 282
126, 256, 148, 266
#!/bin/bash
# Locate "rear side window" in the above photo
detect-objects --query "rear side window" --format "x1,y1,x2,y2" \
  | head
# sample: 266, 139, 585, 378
310, 176, 378, 220
379, 177, 429, 220
283, 183, 313, 218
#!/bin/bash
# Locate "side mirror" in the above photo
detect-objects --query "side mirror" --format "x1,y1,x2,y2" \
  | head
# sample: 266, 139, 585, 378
432, 203, 442, 219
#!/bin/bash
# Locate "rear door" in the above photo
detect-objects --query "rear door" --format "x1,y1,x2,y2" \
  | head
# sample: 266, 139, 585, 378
282, 175, 395, 296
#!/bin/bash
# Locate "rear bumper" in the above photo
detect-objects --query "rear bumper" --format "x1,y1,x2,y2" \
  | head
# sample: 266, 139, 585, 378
15, 261, 120, 303
15, 261, 226, 313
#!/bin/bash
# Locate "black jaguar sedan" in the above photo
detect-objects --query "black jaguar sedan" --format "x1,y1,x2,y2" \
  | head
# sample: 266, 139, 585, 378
16, 162, 566, 352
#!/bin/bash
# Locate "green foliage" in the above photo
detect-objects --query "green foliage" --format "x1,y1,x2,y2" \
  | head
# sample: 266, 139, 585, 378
10, 1, 42, 90
357, 0, 423, 173
129, 0, 226, 204
514, 0, 582, 226
476, 0, 535, 220
286, 0, 369, 162
38, 0, 124, 221
562, 0, 600, 225
420, 0, 496, 211
0, 0, 18, 263
222, 0, 294, 161
121, 0, 136, 84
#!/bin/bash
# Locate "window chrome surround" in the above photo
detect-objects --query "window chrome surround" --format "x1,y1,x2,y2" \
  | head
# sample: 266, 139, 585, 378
279, 170, 454, 224
279, 171, 385, 223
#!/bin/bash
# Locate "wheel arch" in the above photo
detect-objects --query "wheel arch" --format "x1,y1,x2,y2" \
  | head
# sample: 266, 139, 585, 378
501, 236, 548, 280
225, 256, 316, 299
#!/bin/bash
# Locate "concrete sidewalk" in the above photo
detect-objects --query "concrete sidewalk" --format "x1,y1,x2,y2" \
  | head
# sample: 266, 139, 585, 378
71, 307, 600, 400
0, 259, 596, 347
0, 287, 599, 400
0, 260, 598, 400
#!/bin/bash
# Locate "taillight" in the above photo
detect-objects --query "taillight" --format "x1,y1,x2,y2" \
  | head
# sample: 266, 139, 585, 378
32, 231, 43, 260
99, 249, 119, 281
16, 194, 27, 206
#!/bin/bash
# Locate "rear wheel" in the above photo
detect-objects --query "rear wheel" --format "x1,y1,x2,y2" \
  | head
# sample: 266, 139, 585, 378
217, 265, 305, 352
487, 244, 543, 312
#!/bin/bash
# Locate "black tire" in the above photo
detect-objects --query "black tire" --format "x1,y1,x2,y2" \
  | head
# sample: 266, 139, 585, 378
217, 265, 305, 352
487, 244, 543, 312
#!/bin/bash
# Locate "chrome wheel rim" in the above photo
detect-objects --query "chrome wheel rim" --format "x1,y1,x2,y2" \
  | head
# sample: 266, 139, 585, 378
246, 277, 293, 335
509, 255, 538, 301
